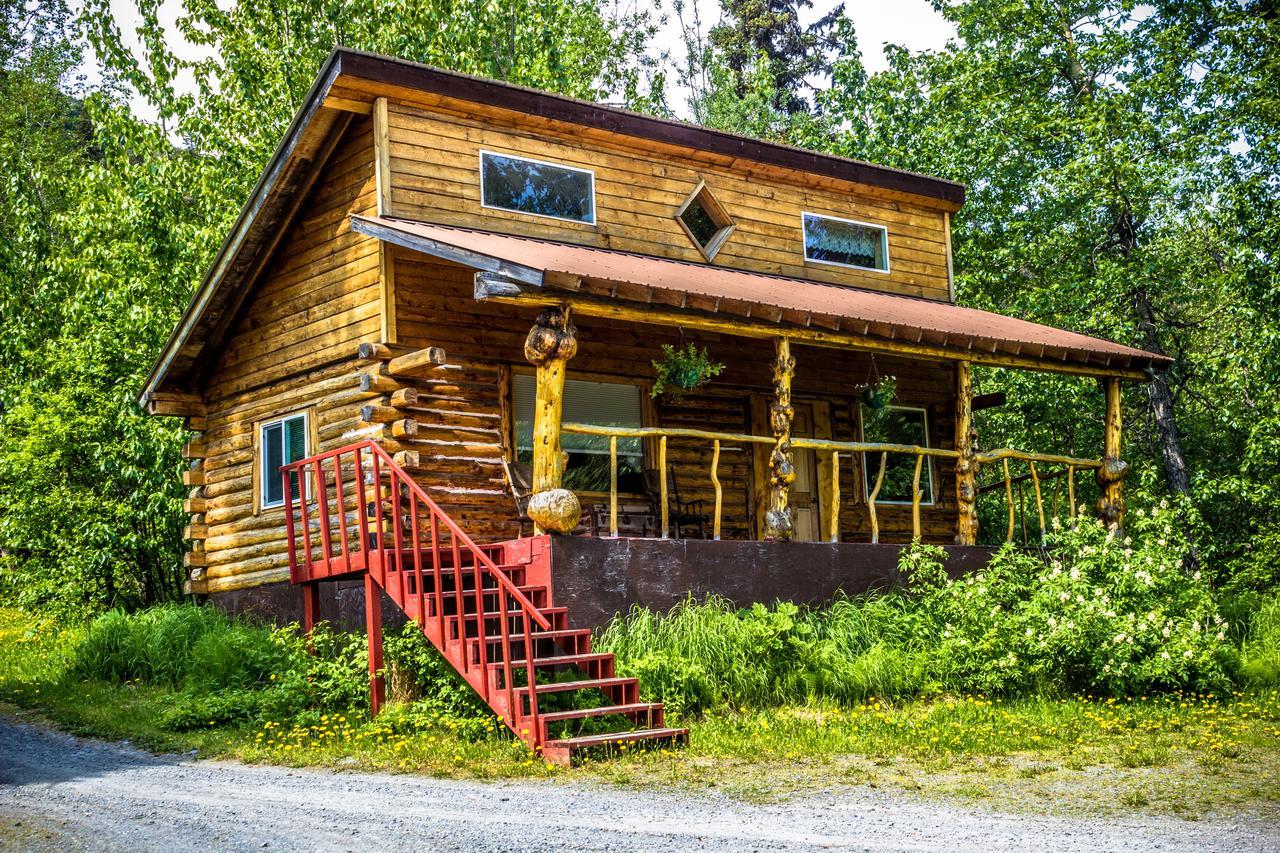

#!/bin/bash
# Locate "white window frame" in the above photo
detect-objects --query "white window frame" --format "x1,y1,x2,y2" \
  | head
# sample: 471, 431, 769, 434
801, 211, 891, 274
258, 411, 310, 511
860, 404, 935, 506
478, 149, 596, 225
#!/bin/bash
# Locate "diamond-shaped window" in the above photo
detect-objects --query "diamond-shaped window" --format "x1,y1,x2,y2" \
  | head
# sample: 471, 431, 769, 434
675, 181, 735, 262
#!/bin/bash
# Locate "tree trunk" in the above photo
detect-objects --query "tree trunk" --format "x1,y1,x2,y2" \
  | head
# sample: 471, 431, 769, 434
1132, 287, 1191, 497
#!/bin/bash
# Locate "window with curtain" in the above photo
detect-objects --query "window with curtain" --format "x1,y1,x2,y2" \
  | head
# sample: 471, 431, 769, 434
860, 405, 934, 504
802, 212, 889, 271
260, 412, 309, 509
514, 374, 644, 493
480, 151, 595, 223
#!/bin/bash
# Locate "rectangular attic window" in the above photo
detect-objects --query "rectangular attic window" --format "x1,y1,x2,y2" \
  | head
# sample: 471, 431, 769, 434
802, 212, 889, 272
480, 150, 595, 223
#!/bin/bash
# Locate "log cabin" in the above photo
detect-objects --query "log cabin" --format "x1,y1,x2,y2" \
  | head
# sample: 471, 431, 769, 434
139, 48, 1170, 761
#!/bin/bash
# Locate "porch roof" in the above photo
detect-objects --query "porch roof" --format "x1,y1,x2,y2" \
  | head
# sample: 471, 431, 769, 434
352, 215, 1171, 378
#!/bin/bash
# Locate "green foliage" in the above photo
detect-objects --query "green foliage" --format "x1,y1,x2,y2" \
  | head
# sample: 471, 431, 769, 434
600, 504, 1236, 716
0, 0, 659, 616
650, 342, 725, 398
1241, 596, 1280, 688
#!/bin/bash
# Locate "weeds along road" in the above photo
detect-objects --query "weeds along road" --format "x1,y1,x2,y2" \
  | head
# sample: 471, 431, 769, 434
1, 718, 1277, 853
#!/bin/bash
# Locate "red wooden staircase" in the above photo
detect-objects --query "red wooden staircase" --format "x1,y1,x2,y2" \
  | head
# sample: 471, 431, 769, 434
282, 440, 687, 765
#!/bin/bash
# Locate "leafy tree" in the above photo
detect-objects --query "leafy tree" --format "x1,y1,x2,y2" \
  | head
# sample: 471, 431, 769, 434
0, 0, 656, 615
675, 0, 859, 139
811, 1, 1280, 580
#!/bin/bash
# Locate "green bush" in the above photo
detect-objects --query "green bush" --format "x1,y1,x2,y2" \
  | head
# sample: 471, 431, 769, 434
599, 502, 1237, 715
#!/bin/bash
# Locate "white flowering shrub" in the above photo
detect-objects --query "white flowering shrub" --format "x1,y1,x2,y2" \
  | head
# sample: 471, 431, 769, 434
902, 503, 1235, 696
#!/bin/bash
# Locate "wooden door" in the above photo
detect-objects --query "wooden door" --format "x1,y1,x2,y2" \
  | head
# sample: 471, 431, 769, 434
790, 403, 819, 542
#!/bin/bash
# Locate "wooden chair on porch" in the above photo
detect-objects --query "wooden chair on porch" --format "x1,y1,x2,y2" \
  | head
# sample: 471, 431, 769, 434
500, 456, 535, 537
644, 467, 710, 539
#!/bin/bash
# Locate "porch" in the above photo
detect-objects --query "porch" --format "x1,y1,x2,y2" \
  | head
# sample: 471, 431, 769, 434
351, 215, 1157, 550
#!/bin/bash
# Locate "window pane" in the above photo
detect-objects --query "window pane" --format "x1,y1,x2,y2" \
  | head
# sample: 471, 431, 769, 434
803, 214, 887, 270
263, 422, 284, 506
481, 152, 593, 222
514, 374, 644, 492
679, 197, 721, 248
283, 416, 308, 501
861, 407, 933, 503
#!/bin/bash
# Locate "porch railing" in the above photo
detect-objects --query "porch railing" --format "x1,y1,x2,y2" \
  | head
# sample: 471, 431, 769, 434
561, 422, 1101, 544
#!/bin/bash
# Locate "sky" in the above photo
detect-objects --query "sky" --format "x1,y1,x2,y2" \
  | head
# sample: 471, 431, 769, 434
86, 0, 956, 123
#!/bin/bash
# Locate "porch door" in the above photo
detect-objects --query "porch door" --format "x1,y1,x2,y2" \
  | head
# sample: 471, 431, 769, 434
790, 403, 820, 542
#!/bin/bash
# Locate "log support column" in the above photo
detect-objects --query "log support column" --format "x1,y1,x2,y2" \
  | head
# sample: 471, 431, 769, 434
365, 573, 386, 715
523, 307, 580, 534
1095, 377, 1129, 529
954, 361, 980, 545
765, 337, 796, 541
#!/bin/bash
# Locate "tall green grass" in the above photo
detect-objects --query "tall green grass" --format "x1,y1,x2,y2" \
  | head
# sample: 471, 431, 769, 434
1241, 597, 1280, 687
595, 594, 933, 715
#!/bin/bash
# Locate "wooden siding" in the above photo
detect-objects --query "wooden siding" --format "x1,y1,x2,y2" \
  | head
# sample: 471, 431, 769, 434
378, 99, 953, 301
193, 118, 383, 593
391, 246, 960, 545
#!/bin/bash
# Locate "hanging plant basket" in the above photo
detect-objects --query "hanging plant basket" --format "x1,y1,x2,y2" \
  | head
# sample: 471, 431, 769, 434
859, 376, 898, 411
652, 343, 725, 398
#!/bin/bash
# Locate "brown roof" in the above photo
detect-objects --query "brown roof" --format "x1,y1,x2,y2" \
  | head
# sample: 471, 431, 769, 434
139, 48, 968, 403
354, 215, 1171, 376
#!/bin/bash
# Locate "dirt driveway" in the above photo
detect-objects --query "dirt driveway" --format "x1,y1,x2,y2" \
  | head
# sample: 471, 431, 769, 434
1, 718, 1277, 852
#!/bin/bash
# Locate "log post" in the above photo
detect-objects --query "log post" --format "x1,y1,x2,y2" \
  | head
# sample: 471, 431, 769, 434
1095, 377, 1129, 529
954, 360, 980, 545
365, 573, 386, 715
524, 307, 579, 534
764, 337, 796, 541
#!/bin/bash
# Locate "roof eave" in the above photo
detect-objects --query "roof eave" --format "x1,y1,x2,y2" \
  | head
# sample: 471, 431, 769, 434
136, 49, 347, 408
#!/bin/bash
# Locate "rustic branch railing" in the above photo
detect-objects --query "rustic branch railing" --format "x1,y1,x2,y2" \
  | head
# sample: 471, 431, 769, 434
562, 422, 1099, 544
282, 440, 550, 742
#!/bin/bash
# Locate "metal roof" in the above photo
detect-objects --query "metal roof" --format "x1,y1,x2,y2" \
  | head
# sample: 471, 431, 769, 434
353, 215, 1171, 376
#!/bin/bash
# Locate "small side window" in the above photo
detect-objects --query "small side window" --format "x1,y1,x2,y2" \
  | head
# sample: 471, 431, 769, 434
802, 212, 889, 272
259, 412, 309, 509
676, 182, 735, 261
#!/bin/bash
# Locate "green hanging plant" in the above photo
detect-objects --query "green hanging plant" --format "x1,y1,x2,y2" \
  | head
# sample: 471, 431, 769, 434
651, 343, 725, 398
859, 375, 898, 412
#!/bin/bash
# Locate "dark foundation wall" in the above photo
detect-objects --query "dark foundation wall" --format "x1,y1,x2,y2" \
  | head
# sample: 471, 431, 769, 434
209, 580, 406, 633
547, 537, 996, 630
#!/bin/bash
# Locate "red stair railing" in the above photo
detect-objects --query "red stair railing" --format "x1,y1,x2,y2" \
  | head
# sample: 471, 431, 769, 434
282, 440, 550, 747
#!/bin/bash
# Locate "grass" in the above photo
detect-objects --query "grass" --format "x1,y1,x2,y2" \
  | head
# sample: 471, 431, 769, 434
3, 606, 1279, 819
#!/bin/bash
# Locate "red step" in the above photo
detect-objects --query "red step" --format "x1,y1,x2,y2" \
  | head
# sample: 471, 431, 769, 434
541, 727, 690, 764
286, 442, 687, 766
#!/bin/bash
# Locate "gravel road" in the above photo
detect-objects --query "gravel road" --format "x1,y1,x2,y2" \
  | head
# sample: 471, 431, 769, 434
1, 718, 1276, 852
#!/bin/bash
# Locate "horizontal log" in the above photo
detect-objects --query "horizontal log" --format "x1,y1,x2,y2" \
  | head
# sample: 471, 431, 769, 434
357, 342, 394, 361
360, 403, 400, 423
183, 551, 208, 568
181, 440, 207, 459
390, 418, 418, 439
386, 346, 447, 376
182, 524, 208, 540
356, 369, 404, 394
183, 497, 207, 514
390, 387, 419, 407
185, 416, 207, 432
974, 448, 1101, 468
182, 469, 205, 487
184, 578, 209, 596
393, 450, 420, 468
148, 398, 206, 418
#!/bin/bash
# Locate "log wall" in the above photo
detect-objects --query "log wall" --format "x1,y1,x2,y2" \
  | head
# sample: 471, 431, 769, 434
192, 117, 384, 594
376, 99, 952, 301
